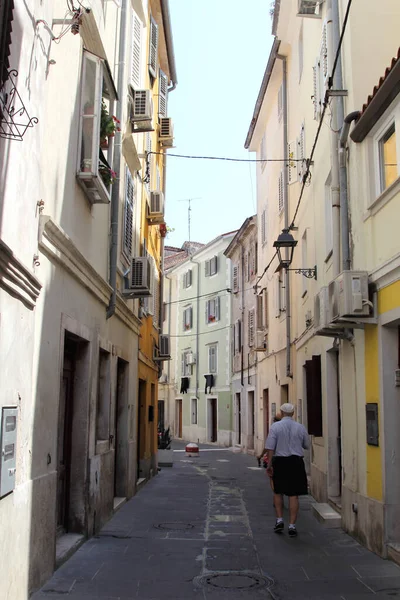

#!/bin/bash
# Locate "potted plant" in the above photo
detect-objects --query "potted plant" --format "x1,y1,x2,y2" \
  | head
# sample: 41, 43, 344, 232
157, 427, 173, 467
98, 164, 117, 187
100, 101, 121, 148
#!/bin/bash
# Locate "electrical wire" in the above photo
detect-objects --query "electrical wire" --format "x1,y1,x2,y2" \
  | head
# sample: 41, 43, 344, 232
168, 324, 231, 338
164, 287, 232, 306
289, 0, 353, 230
148, 151, 304, 163
255, 251, 278, 286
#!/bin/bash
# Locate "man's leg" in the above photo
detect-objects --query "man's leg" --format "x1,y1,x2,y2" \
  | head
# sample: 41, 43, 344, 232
288, 495, 299, 523
274, 493, 284, 518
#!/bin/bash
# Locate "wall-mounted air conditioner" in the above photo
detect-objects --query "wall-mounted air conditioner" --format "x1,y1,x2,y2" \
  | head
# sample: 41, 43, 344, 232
314, 286, 329, 329
159, 117, 174, 146
328, 271, 370, 322
122, 257, 152, 298
159, 335, 171, 359
129, 88, 153, 121
148, 191, 165, 223
186, 352, 196, 365
297, 0, 322, 17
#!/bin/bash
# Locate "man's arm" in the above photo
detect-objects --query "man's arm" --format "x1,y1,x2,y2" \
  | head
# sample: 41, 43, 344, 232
302, 427, 310, 450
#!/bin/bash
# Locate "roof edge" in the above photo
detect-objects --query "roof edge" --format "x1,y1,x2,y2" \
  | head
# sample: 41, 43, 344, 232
160, 0, 178, 88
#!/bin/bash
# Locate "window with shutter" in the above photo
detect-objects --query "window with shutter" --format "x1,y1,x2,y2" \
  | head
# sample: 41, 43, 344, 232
278, 171, 284, 213
205, 260, 210, 277
208, 345, 217, 374
321, 23, 328, 84
123, 168, 135, 257
0, 0, 14, 87
233, 265, 239, 293
158, 68, 168, 118
153, 270, 160, 327
148, 15, 158, 78
206, 296, 219, 323
183, 306, 192, 331
184, 269, 192, 288
288, 140, 297, 184
264, 289, 269, 330
237, 319, 242, 352
250, 247, 256, 278
210, 255, 218, 275
305, 355, 323, 436
313, 58, 322, 120
297, 123, 306, 181
257, 295, 263, 330
130, 12, 142, 88
182, 350, 192, 376
248, 309, 255, 347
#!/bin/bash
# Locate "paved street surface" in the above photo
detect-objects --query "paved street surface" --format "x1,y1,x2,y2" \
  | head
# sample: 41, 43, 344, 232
33, 443, 400, 600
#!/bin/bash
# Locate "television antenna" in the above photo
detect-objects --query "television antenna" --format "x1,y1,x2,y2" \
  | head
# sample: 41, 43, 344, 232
177, 197, 201, 247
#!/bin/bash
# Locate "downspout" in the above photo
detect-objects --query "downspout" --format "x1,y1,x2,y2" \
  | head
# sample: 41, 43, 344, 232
240, 246, 245, 387
107, 0, 127, 319
277, 53, 291, 378
190, 256, 201, 400
160, 0, 178, 91
328, 0, 345, 278
339, 111, 360, 271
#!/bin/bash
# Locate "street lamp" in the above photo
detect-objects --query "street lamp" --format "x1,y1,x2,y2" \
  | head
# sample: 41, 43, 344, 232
273, 229, 317, 280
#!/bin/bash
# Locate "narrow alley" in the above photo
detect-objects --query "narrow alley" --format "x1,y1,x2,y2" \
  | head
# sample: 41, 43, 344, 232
33, 445, 400, 600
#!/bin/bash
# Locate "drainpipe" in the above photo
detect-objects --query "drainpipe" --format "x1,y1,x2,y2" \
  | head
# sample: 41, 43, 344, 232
107, 0, 127, 319
277, 53, 291, 378
241, 246, 245, 387
328, 0, 345, 278
160, 0, 178, 92
190, 256, 201, 400
339, 111, 360, 271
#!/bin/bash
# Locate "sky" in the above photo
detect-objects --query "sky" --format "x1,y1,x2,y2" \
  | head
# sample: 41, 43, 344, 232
164, 0, 274, 248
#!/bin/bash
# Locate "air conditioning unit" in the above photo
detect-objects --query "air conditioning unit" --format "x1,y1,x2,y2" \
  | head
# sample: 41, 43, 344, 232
148, 191, 165, 223
159, 117, 174, 146
186, 352, 196, 365
159, 335, 171, 358
129, 87, 153, 122
328, 271, 370, 322
255, 331, 267, 352
124, 257, 151, 296
314, 287, 329, 329
297, 0, 321, 16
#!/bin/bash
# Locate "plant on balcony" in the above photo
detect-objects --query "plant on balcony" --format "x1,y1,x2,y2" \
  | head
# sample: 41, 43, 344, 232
208, 315, 216, 323
100, 101, 121, 146
98, 164, 117, 187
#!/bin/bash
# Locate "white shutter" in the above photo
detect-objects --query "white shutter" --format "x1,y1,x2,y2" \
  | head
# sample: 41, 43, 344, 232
278, 171, 284, 213
205, 260, 210, 277
187, 269, 192, 287
209, 345, 217, 373
257, 295, 263, 329
288, 140, 297, 184
297, 124, 306, 182
159, 68, 168, 117
205, 299, 210, 323
264, 289, 269, 330
250, 247, 256, 277
313, 58, 321, 120
233, 265, 239, 292
149, 16, 158, 78
215, 296, 220, 321
181, 352, 185, 375
183, 272, 187, 288
248, 309, 255, 347
123, 168, 135, 256
131, 13, 142, 88
321, 23, 328, 85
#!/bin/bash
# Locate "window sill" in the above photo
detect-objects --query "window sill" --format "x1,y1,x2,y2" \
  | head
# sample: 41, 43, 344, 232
364, 176, 400, 220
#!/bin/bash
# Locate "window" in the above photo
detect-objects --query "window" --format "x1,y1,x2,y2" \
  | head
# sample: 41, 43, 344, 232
183, 305, 193, 331
313, 24, 329, 122
301, 230, 308, 296
325, 172, 333, 256
191, 398, 198, 424
208, 344, 218, 374
261, 208, 267, 245
123, 168, 135, 257
77, 51, 117, 204
248, 308, 255, 347
232, 264, 239, 293
206, 296, 220, 323
379, 123, 398, 191
183, 269, 192, 288
278, 170, 284, 213
234, 319, 241, 355
257, 294, 263, 329
96, 350, 111, 442
148, 15, 158, 78
159, 68, 168, 118
0, 0, 14, 87
130, 11, 142, 88
205, 255, 218, 276
181, 350, 192, 376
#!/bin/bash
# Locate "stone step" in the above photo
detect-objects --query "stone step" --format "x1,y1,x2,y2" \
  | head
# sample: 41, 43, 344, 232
388, 543, 400, 567
311, 502, 342, 528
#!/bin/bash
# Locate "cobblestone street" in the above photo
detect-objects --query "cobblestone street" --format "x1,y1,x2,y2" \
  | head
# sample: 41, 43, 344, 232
33, 446, 400, 600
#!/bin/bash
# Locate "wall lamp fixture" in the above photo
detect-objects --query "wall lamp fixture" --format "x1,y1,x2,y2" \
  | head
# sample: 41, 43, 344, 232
273, 229, 317, 280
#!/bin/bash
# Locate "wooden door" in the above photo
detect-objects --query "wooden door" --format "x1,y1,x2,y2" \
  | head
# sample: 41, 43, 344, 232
211, 398, 217, 443
176, 400, 182, 438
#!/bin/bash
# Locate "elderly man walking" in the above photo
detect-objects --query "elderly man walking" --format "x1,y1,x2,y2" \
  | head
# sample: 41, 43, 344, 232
261, 403, 309, 537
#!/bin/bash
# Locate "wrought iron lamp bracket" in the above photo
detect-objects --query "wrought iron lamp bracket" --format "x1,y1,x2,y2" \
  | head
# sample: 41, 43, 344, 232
288, 266, 317, 280
0, 70, 39, 141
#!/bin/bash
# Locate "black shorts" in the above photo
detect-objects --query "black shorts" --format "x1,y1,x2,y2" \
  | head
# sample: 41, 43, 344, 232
272, 455, 308, 496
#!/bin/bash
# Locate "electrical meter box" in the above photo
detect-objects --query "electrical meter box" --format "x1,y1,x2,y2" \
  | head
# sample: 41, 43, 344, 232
0, 407, 18, 497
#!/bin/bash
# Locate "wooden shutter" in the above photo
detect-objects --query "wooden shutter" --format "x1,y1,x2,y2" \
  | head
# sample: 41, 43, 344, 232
250, 247, 256, 278
233, 265, 239, 292
248, 309, 255, 347
0, 0, 14, 86
131, 12, 141, 88
148, 15, 158, 78
257, 295, 263, 329
288, 140, 297, 184
305, 355, 323, 436
238, 319, 242, 350
181, 352, 185, 375
183, 272, 187, 288
159, 68, 168, 117
278, 171, 284, 213
148, 258, 155, 315
205, 260, 210, 277
123, 169, 135, 256
244, 253, 249, 282
205, 299, 210, 323
209, 345, 217, 373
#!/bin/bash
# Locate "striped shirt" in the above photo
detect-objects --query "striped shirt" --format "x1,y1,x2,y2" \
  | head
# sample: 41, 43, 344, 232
265, 417, 309, 457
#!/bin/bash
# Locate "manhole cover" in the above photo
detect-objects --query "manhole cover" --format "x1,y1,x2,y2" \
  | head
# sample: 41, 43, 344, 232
155, 522, 195, 531
195, 572, 270, 590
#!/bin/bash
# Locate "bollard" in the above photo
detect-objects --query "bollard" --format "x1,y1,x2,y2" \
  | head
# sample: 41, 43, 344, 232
185, 442, 199, 457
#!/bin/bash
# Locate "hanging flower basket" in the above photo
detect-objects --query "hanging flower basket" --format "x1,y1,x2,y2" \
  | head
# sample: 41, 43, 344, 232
159, 223, 167, 237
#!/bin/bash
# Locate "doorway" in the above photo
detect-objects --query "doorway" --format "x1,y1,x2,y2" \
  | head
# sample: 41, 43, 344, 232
248, 391, 255, 449
137, 379, 146, 479
208, 398, 217, 443
263, 389, 269, 444
280, 384, 289, 406
235, 392, 241, 445
327, 349, 342, 500
175, 399, 182, 438
158, 400, 165, 431
114, 359, 128, 500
